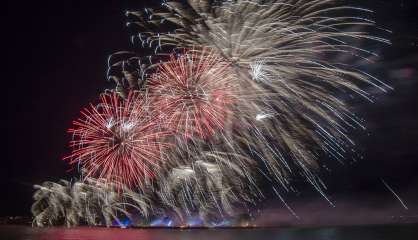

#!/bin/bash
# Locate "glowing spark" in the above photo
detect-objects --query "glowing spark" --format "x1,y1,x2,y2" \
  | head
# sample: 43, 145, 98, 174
256, 113, 274, 121
250, 59, 270, 82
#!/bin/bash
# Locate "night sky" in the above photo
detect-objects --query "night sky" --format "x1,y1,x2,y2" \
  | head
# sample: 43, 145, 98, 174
3, 0, 418, 219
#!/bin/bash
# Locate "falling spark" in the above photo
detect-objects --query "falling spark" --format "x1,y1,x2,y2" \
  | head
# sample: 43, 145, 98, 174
381, 178, 409, 210
272, 187, 300, 220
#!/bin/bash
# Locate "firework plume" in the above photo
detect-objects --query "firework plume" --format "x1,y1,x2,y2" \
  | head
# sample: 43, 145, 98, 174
157, 148, 260, 222
32, 178, 150, 227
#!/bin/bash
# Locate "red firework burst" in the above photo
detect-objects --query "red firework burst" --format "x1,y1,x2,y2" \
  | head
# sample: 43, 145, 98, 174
148, 48, 235, 140
65, 91, 171, 189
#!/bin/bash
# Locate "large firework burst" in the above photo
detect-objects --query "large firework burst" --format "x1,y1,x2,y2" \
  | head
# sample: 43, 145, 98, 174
121, 0, 391, 196
65, 91, 171, 189
148, 48, 236, 140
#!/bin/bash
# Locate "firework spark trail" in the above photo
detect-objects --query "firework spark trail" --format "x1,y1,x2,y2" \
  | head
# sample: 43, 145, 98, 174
272, 186, 299, 220
381, 179, 409, 210
65, 91, 171, 189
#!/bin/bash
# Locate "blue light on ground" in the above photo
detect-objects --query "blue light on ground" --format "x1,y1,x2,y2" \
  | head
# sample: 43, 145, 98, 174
150, 217, 173, 227
113, 218, 131, 228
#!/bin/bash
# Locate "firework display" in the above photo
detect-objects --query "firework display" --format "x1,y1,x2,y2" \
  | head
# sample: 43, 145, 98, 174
33, 0, 390, 227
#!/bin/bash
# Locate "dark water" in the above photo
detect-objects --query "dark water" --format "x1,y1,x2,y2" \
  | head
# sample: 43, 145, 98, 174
0, 224, 417, 240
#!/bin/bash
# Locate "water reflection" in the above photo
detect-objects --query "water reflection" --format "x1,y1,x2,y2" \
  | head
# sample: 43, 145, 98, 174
0, 225, 416, 240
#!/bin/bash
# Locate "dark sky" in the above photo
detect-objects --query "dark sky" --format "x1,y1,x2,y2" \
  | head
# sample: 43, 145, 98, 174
3, 0, 418, 218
